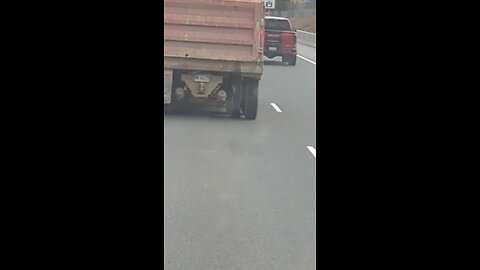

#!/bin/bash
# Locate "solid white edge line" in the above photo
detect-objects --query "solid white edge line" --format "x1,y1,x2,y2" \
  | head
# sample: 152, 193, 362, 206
270, 103, 282, 113
297, 30, 317, 36
298, 55, 316, 65
307, 146, 316, 158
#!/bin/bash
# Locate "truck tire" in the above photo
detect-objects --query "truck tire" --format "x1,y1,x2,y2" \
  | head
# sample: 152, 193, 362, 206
230, 77, 243, 118
164, 104, 172, 114
243, 78, 259, 120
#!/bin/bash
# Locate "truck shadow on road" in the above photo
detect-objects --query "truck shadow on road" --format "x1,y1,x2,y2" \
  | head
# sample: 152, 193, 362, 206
164, 107, 245, 121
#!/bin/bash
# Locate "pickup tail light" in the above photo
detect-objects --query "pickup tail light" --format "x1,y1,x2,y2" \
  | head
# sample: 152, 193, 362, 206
280, 32, 297, 50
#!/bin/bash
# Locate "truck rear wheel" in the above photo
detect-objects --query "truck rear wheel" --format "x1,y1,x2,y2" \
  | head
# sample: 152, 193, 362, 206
164, 104, 172, 114
243, 78, 259, 120
229, 77, 243, 118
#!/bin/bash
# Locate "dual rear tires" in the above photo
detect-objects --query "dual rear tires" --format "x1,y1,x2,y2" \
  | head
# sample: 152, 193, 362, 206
230, 77, 259, 120
165, 76, 259, 120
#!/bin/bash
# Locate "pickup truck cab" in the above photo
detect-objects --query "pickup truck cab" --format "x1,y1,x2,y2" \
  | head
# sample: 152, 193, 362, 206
264, 16, 297, 66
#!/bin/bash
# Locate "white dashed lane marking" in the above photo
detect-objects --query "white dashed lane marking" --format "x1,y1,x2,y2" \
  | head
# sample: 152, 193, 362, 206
307, 146, 316, 158
270, 103, 282, 113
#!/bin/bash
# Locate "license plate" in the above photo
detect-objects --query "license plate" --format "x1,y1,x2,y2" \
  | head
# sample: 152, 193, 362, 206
194, 75, 210, 83
269, 47, 277, 51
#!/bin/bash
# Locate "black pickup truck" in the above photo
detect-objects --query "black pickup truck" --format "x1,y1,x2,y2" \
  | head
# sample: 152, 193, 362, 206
264, 16, 297, 66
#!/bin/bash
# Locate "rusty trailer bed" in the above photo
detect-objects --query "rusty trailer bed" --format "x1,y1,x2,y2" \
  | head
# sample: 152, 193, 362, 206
164, 0, 264, 76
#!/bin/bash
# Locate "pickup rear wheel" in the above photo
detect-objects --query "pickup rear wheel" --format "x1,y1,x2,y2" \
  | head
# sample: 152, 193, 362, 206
284, 54, 297, 66
290, 54, 297, 66
242, 78, 259, 120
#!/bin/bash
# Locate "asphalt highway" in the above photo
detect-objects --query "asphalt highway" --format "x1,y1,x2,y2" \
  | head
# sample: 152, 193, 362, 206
164, 43, 316, 270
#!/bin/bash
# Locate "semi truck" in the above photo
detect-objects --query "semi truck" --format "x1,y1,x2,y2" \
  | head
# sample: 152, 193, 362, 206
164, 0, 265, 120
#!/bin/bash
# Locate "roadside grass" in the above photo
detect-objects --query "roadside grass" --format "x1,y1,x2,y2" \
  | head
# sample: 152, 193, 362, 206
290, 16, 316, 33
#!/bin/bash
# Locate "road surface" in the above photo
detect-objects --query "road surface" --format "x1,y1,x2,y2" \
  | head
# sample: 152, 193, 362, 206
164, 43, 316, 270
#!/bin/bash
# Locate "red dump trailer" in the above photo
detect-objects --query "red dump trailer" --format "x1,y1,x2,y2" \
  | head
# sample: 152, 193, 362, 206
164, 0, 264, 119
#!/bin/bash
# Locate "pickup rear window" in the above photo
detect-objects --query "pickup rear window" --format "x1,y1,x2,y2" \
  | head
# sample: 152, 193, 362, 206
265, 19, 292, 31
